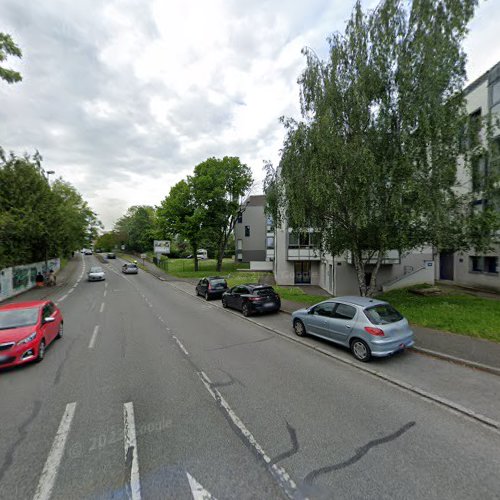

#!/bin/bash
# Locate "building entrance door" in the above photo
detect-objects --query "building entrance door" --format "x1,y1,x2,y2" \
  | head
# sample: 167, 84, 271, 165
294, 262, 311, 284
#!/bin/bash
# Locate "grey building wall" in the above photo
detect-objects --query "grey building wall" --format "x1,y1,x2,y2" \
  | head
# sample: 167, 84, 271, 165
234, 195, 267, 263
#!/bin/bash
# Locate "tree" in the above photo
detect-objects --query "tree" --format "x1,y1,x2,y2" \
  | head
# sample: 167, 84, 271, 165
157, 180, 207, 271
268, 0, 496, 296
190, 157, 253, 271
94, 232, 121, 252
114, 206, 157, 253
0, 148, 99, 268
0, 32, 22, 84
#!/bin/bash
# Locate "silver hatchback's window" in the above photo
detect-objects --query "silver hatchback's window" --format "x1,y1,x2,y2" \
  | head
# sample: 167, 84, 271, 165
333, 303, 356, 320
312, 302, 335, 317
364, 304, 403, 325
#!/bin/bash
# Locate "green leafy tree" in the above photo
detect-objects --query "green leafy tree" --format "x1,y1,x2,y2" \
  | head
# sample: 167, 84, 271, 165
0, 32, 22, 84
268, 0, 497, 296
157, 180, 207, 271
94, 232, 121, 252
114, 205, 157, 253
0, 149, 99, 268
191, 156, 253, 271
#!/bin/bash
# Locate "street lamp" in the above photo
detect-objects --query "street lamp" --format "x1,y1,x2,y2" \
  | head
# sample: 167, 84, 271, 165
46, 170, 55, 184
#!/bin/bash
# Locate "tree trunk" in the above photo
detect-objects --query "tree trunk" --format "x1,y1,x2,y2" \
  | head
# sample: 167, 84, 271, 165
216, 233, 226, 272
192, 242, 198, 272
352, 250, 368, 296
366, 251, 384, 297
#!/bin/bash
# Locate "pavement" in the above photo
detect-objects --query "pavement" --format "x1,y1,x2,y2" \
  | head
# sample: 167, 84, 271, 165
124, 255, 500, 375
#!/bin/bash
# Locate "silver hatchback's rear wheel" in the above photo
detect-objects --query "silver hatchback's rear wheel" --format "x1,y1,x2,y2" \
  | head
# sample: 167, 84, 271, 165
351, 339, 371, 362
293, 319, 306, 337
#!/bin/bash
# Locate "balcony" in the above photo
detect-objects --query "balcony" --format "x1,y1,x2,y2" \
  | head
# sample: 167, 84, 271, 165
345, 250, 400, 265
287, 247, 321, 261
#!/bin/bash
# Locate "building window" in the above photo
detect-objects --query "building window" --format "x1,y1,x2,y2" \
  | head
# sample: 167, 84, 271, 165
237, 239, 242, 250
266, 215, 274, 232
237, 212, 243, 223
491, 80, 500, 114
288, 231, 318, 249
245, 225, 250, 237
266, 236, 274, 249
470, 256, 498, 274
472, 156, 486, 192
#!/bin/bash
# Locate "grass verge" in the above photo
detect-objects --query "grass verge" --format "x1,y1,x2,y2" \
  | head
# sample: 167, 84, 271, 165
379, 287, 500, 342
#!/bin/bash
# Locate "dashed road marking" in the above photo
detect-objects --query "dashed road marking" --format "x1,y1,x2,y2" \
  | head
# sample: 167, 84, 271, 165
172, 335, 189, 356
198, 372, 301, 500
186, 471, 215, 499
33, 402, 77, 500
100, 302, 105, 313
124, 402, 141, 500
88, 325, 100, 349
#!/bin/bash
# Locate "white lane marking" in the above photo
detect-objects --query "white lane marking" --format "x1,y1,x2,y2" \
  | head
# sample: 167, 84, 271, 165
198, 372, 300, 500
88, 325, 100, 349
33, 402, 77, 500
58, 294, 69, 303
103, 290, 107, 298
172, 335, 189, 356
105, 282, 108, 288
124, 402, 141, 500
186, 472, 215, 500
100, 302, 105, 313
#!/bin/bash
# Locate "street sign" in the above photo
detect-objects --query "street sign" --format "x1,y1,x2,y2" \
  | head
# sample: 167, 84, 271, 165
154, 240, 170, 255
140, 253, 147, 259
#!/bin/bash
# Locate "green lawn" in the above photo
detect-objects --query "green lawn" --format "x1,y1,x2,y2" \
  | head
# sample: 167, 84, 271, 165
379, 287, 500, 342
157, 258, 249, 279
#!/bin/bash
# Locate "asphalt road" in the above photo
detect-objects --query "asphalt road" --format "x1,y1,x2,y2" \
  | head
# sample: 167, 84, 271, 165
1, 254, 500, 500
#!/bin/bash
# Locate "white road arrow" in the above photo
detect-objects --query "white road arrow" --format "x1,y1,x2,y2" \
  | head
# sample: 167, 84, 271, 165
186, 472, 216, 500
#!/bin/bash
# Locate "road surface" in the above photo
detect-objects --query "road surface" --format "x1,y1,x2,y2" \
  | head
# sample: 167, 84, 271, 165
1, 254, 499, 499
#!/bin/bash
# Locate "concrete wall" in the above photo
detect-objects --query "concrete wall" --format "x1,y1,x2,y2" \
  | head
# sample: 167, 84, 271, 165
451, 248, 500, 292
382, 262, 435, 292
318, 249, 434, 296
0, 258, 61, 302
250, 261, 274, 271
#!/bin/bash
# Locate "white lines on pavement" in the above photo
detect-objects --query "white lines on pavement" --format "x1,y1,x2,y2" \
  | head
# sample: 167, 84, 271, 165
57, 294, 69, 303
103, 290, 107, 298
33, 402, 77, 500
198, 372, 300, 500
186, 472, 215, 500
100, 302, 105, 313
88, 325, 100, 349
172, 335, 189, 356
105, 282, 108, 288
124, 402, 141, 500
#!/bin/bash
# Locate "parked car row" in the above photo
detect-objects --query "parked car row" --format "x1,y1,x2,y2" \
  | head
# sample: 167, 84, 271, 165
195, 277, 281, 317
195, 277, 413, 362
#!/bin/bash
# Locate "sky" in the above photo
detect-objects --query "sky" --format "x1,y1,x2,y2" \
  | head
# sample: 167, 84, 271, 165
1, 0, 499, 229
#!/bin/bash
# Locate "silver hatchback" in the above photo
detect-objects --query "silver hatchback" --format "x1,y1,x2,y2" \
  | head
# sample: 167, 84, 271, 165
291, 296, 414, 362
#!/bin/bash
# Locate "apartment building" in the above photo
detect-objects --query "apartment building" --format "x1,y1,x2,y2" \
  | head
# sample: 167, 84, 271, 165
273, 223, 434, 295
234, 195, 270, 263
438, 60, 500, 292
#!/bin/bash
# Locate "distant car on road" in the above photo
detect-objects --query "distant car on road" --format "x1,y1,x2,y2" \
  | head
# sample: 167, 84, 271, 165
291, 296, 414, 362
222, 284, 280, 316
0, 300, 63, 368
83, 249, 93, 255
107, 253, 116, 259
122, 263, 138, 274
196, 277, 228, 300
88, 266, 105, 281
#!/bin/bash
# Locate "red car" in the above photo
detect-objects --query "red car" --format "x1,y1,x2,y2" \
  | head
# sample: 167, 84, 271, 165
0, 300, 63, 369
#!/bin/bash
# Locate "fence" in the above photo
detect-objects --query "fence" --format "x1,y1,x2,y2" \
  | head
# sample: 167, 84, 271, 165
0, 258, 60, 302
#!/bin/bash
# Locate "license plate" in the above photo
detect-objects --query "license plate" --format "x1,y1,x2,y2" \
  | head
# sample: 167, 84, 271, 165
264, 302, 275, 308
0, 355, 10, 362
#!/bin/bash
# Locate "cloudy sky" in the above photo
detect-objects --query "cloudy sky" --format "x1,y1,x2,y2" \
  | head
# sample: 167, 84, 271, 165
1, 0, 499, 229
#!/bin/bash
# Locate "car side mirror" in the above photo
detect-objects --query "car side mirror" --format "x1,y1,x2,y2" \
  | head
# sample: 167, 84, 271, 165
307, 308, 314, 314
44, 316, 56, 323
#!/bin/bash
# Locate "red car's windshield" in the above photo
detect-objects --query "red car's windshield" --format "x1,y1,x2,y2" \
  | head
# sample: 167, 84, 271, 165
0, 307, 39, 330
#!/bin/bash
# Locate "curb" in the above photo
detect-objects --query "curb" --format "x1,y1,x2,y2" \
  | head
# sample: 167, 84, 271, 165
278, 306, 500, 378
166, 280, 500, 433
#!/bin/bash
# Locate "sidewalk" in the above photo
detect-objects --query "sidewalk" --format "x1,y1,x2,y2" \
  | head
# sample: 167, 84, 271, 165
122, 254, 500, 375
279, 298, 500, 374
0, 255, 81, 305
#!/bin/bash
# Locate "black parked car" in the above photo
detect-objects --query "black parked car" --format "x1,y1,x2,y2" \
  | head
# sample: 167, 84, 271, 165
196, 277, 228, 300
107, 252, 116, 259
222, 284, 281, 316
